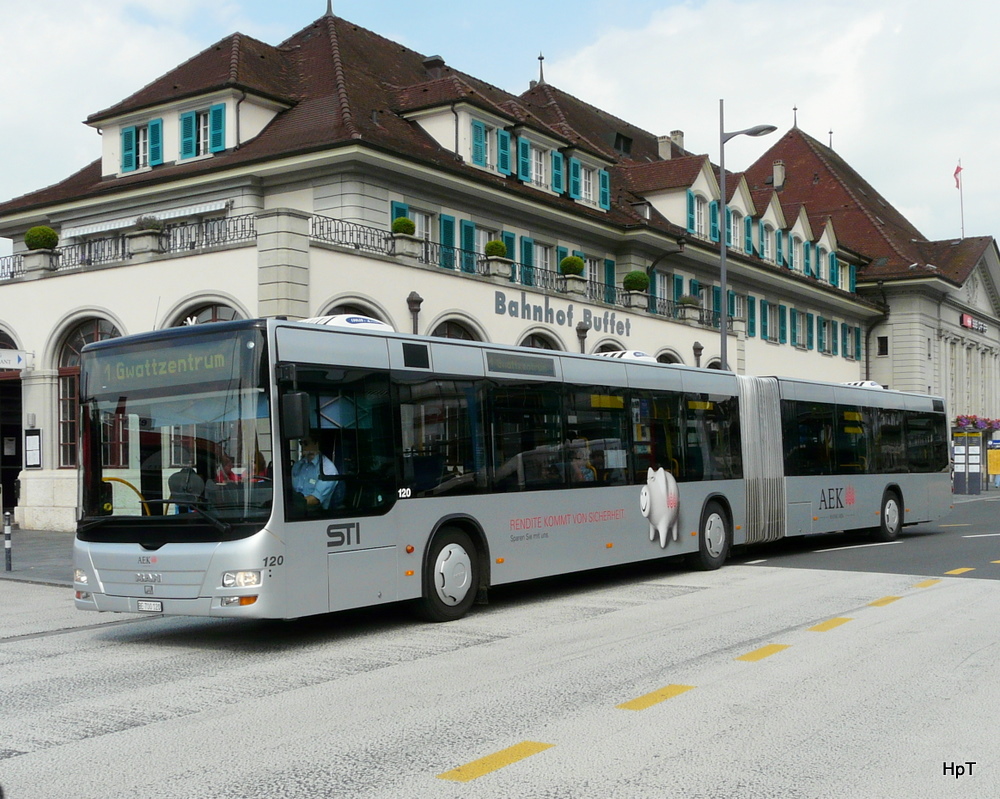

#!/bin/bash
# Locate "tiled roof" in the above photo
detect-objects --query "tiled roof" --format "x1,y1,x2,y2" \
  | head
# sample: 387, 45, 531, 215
88, 33, 296, 123
619, 157, 707, 193
0, 14, 651, 231
742, 127, 984, 284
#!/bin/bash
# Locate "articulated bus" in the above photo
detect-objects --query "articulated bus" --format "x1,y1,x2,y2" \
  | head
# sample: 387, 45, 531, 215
73, 316, 951, 621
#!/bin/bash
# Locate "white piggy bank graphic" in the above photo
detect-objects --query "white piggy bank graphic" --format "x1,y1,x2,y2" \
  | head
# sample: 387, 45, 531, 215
639, 467, 679, 548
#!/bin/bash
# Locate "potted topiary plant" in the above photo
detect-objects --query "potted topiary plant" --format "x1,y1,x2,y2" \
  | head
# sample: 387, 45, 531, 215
559, 254, 587, 295
127, 215, 166, 256
483, 239, 514, 278
22, 225, 59, 274
676, 293, 702, 321
24, 225, 58, 251
390, 215, 423, 260
622, 270, 650, 308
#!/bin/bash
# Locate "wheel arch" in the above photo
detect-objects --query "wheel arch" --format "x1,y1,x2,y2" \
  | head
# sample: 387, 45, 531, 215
423, 513, 491, 592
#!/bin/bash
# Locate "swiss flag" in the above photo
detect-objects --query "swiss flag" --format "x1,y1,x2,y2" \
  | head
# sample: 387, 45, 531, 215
954, 163, 963, 189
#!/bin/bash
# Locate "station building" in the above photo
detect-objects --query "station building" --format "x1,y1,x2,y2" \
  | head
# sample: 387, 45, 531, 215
0, 10, 996, 529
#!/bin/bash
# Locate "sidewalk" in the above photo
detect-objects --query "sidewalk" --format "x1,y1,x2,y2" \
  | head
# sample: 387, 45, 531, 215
0, 528, 74, 587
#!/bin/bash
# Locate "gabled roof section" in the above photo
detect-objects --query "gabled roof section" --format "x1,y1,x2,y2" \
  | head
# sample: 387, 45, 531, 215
518, 83, 670, 164
619, 156, 708, 194
744, 127, 934, 275
395, 75, 513, 119
87, 33, 296, 123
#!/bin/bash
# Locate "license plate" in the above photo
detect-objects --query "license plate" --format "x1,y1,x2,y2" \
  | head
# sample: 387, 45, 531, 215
137, 600, 163, 612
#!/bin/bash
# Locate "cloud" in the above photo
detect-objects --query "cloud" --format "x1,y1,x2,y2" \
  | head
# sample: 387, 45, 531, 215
546, 0, 1000, 241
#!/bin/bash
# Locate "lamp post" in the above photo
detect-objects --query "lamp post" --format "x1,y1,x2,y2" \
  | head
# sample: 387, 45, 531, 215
718, 99, 776, 371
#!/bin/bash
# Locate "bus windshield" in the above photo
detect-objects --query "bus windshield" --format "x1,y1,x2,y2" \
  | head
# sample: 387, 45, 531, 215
78, 324, 271, 538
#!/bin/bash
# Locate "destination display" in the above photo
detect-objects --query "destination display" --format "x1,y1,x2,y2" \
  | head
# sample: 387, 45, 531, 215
83, 334, 252, 396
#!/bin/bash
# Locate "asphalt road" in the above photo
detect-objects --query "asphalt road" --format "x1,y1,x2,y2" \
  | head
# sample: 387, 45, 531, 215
2, 503, 999, 798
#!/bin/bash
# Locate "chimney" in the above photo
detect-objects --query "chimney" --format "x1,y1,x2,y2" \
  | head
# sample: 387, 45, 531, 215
657, 135, 672, 160
773, 160, 786, 190
671, 130, 684, 151
423, 55, 446, 80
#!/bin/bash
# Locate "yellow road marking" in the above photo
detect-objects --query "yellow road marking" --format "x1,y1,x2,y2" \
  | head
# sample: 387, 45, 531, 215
809, 617, 852, 632
736, 644, 790, 662
945, 567, 975, 575
913, 579, 942, 588
437, 741, 554, 782
869, 596, 901, 607
617, 684, 695, 711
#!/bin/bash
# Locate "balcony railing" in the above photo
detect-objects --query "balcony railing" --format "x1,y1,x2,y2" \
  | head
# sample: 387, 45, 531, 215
311, 215, 393, 255
163, 214, 256, 253
57, 235, 130, 270
0, 254, 23, 281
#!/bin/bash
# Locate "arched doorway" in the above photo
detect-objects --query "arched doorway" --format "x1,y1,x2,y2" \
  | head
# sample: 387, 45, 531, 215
0, 330, 22, 513
431, 320, 479, 341
172, 303, 241, 327
519, 333, 559, 350
58, 319, 121, 467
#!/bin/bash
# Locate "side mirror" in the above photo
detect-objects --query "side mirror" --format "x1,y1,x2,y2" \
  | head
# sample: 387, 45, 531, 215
281, 391, 310, 440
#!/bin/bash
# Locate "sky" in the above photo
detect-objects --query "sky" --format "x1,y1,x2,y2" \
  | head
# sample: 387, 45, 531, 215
1, 0, 997, 256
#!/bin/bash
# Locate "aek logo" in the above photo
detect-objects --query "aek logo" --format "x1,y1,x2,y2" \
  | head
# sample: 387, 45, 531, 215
818, 486, 856, 509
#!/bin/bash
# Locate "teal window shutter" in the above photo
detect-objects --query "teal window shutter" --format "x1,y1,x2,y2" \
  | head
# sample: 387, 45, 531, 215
209, 103, 226, 153
831, 321, 839, 355
121, 126, 137, 172
517, 138, 532, 182
439, 215, 455, 269
709, 201, 719, 242
604, 259, 616, 303
803, 242, 812, 277
849, 264, 857, 292
758, 220, 766, 258
854, 326, 862, 360
727, 289, 736, 318
460, 220, 476, 273
551, 151, 564, 192
760, 300, 769, 340
568, 158, 582, 199
689, 278, 700, 299
471, 121, 487, 167
829, 252, 839, 287
744, 215, 753, 253
598, 170, 611, 210
747, 296, 756, 337
725, 208, 732, 247
520, 236, 535, 287
180, 111, 196, 159
503, 231, 517, 280
673, 274, 684, 302
790, 309, 798, 345
778, 304, 788, 343
556, 245, 568, 268
775, 230, 784, 266
686, 190, 696, 233
497, 129, 511, 175
806, 313, 814, 349
390, 201, 409, 221
148, 118, 163, 166
818, 317, 826, 351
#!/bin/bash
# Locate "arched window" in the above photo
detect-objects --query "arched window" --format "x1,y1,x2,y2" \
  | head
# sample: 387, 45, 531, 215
520, 333, 558, 350
59, 319, 121, 467
657, 352, 682, 365
323, 303, 375, 318
596, 342, 624, 353
431, 320, 478, 341
173, 303, 240, 327
0, 331, 17, 375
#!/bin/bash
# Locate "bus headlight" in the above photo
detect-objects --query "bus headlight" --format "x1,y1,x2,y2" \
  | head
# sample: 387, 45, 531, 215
222, 570, 262, 588
74, 569, 88, 584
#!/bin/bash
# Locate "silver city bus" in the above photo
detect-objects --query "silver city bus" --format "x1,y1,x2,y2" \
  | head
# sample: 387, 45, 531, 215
73, 316, 951, 621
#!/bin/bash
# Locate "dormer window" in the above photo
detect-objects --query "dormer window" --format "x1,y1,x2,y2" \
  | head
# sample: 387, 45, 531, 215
121, 119, 163, 173
180, 103, 226, 159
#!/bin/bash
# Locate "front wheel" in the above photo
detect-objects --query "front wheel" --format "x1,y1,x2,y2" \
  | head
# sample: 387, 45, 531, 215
690, 500, 730, 571
416, 527, 479, 622
871, 490, 902, 542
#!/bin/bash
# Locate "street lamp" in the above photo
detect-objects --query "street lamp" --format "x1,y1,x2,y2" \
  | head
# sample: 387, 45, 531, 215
718, 99, 776, 371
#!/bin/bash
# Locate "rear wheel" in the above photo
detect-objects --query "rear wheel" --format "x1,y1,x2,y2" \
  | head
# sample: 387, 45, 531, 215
871, 490, 902, 542
416, 527, 479, 622
690, 500, 730, 571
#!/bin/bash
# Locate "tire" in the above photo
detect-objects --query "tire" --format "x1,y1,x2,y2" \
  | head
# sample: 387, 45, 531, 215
416, 527, 479, 622
690, 500, 730, 571
871, 490, 902, 542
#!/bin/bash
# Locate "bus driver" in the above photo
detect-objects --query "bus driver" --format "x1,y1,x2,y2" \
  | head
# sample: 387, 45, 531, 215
291, 433, 340, 512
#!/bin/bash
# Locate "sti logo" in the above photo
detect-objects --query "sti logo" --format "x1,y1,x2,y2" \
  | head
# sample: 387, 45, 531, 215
818, 485, 856, 509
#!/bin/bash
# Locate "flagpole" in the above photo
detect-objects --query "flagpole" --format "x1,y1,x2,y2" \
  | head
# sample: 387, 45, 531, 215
957, 159, 965, 239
